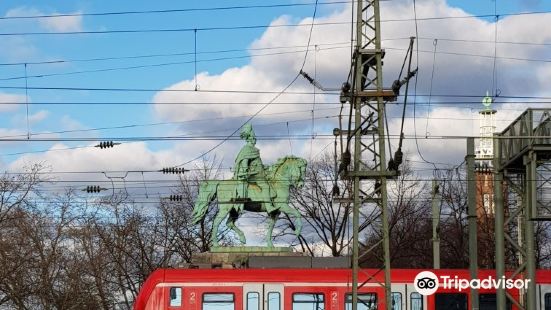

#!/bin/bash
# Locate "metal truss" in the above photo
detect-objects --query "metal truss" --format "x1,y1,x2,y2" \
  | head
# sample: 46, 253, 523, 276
494, 108, 551, 310
335, 0, 397, 309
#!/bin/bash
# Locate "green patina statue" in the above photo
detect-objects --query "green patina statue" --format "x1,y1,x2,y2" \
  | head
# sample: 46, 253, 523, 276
191, 124, 307, 247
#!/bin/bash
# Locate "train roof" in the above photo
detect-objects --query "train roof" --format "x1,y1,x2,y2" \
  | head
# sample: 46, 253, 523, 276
134, 268, 551, 309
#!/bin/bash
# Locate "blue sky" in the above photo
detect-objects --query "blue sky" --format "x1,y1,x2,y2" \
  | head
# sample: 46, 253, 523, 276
0, 0, 548, 173
0, 1, 321, 155
0, 0, 549, 247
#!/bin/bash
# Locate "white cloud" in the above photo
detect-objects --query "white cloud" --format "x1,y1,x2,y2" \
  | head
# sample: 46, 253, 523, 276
9, 142, 178, 173
5, 7, 83, 32
0, 93, 26, 112
28, 110, 49, 124
152, 0, 551, 168
39, 14, 83, 32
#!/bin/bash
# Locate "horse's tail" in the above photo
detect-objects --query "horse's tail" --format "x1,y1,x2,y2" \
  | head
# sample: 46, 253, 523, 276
191, 181, 218, 224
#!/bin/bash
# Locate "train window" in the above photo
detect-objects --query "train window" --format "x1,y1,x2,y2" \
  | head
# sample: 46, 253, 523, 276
391, 292, 402, 310
479, 293, 512, 310
345, 293, 377, 310
268, 292, 280, 310
410, 292, 423, 310
247, 292, 259, 310
169, 287, 182, 307
545, 293, 551, 310
434, 293, 467, 310
202, 293, 235, 310
292, 293, 325, 310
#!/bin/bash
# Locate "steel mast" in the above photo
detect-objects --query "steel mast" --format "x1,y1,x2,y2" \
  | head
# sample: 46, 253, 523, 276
337, 0, 397, 308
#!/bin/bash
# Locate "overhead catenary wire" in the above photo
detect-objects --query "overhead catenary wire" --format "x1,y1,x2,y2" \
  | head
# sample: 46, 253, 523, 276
0, 8, 549, 30
411, 0, 437, 168
0, 41, 351, 67
173, 0, 321, 168
0, 114, 339, 156
491, 1, 499, 97
425, 39, 438, 138
0, 20, 349, 37
0, 133, 542, 143
0, 100, 550, 106
1, 46, 349, 82
3, 83, 551, 100
0, 1, 350, 20
0, 111, 537, 157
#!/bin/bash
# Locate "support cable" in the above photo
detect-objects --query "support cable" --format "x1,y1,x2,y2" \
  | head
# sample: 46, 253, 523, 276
24, 63, 30, 139
174, 0, 320, 167
287, 122, 293, 154
425, 39, 438, 138
389, 37, 416, 171
492, 2, 499, 98
194, 29, 198, 91
412, 0, 438, 169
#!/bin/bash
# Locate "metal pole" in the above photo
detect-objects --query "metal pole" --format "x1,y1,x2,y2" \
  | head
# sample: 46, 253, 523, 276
373, 0, 392, 307
351, 87, 361, 310
351, 0, 364, 308
431, 179, 441, 269
524, 152, 537, 310
493, 135, 506, 309
466, 138, 479, 310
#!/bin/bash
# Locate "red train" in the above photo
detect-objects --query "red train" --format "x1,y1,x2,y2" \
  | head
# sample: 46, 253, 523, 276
134, 268, 551, 310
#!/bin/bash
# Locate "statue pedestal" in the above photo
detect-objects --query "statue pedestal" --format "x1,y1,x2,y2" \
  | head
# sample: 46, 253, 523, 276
210, 246, 293, 253
191, 246, 305, 268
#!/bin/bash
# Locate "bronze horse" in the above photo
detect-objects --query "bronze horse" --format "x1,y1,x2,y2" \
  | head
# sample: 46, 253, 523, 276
191, 156, 307, 247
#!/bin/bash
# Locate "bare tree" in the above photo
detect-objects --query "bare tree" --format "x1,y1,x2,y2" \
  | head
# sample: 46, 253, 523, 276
360, 162, 432, 268
273, 152, 353, 256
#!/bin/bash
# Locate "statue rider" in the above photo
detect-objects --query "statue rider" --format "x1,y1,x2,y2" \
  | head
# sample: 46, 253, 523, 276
233, 124, 275, 213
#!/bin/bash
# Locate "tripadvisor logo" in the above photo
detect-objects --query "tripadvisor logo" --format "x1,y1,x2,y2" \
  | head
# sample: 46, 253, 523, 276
414, 271, 531, 296
414, 271, 439, 296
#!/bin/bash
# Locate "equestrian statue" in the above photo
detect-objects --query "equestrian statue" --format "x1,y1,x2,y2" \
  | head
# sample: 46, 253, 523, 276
191, 124, 307, 247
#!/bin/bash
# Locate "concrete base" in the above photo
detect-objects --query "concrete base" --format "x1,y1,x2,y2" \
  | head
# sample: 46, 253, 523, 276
191, 246, 304, 268
210, 246, 293, 253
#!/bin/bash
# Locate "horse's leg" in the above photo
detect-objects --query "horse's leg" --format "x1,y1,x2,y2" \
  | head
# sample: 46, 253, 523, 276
192, 181, 216, 224
279, 204, 302, 237
211, 206, 228, 247
265, 209, 280, 248
226, 206, 246, 244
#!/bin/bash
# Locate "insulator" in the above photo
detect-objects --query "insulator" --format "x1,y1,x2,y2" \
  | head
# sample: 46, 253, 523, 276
374, 180, 382, 195
160, 167, 187, 174
169, 195, 183, 201
341, 82, 350, 93
338, 150, 351, 173
331, 184, 340, 197
83, 185, 103, 193
95, 141, 120, 149
392, 79, 401, 95
388, 148, 403, 171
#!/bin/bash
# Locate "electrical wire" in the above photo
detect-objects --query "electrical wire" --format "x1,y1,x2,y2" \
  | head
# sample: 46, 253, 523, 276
0, 42, 350, 66
491, 1, 499, 97
0, 107, 340, 139
173, 0, 321, 167
0, 85, 340, 94
0, 46, 348, 82
0, 21, 348, 37
425, 39, 438, 138
0, 1, 349, 20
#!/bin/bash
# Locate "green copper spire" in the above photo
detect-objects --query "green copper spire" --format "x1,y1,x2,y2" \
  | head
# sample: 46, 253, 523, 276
482, 90, 493, 109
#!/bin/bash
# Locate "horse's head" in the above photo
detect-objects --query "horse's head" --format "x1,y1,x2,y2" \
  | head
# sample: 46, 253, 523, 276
283, 156, 307, 188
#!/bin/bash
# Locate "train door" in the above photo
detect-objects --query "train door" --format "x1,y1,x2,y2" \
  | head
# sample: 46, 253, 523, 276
243, 283, 284, 310
404, 283, 425, 310
389, 284, 405, 310
539, 284, 551, 310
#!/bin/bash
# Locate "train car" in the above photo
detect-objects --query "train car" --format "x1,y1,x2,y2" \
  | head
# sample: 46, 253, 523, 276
134, 268, 551, 310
